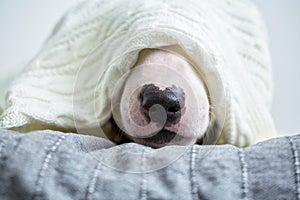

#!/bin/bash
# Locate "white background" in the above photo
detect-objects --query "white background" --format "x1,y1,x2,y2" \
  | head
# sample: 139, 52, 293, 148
0, 0, 299, 135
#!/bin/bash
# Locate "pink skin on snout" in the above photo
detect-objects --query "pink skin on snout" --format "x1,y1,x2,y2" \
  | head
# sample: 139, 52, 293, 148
114, 47, 210, 148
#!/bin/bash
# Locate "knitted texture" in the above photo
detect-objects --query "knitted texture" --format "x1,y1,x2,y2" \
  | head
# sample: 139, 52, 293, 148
0, 0, 275, 147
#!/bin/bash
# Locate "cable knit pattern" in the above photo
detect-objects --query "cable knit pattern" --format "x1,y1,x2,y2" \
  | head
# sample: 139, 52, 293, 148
0, 0, 275, 147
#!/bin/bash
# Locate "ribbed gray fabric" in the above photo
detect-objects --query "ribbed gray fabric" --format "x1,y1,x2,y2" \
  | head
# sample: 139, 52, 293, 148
0, 129, 299, 200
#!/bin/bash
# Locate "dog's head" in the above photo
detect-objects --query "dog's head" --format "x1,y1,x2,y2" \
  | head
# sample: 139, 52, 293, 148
102, 48, 211, 148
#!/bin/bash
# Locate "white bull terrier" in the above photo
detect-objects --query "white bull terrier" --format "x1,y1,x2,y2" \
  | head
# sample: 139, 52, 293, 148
102, 47, 213, 148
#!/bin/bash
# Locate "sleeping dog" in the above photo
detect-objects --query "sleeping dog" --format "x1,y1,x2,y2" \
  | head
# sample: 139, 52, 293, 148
102, 47, 213, 148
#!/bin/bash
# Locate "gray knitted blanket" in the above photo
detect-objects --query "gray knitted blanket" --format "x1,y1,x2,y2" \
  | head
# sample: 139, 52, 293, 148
0, 129, 299, 200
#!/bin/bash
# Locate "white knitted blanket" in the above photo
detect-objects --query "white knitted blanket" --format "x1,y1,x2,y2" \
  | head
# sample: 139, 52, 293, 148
0, 0, 276, 147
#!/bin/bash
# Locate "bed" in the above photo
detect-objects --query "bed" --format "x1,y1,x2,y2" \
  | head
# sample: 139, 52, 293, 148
0, 129, 299, 200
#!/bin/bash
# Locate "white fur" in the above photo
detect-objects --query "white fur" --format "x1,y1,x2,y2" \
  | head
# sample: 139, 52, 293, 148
114, 48, 210, 146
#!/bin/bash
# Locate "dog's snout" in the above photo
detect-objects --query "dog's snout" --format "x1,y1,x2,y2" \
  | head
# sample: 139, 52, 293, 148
139, 84, 185, 125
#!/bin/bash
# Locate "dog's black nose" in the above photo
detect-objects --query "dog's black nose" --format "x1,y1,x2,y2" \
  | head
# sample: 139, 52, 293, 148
139, 84, 185, 125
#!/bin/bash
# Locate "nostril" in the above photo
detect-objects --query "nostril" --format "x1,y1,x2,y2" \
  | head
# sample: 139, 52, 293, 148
139, 93, 156, 110
167, 105, 180, 112
164, 91, 181, 112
